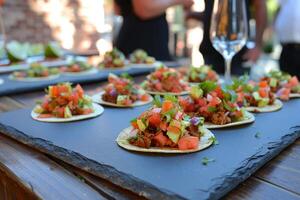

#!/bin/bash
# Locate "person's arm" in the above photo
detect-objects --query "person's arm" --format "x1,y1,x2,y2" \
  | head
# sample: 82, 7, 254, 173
243, 0, 267, 62
132, 0, 194, 20
113, 2, 121, 16
185, 11, 205, 21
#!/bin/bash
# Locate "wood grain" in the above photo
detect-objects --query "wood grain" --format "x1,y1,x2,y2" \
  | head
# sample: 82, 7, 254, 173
254, 139, 300, 195
225, 176, 300, 200
0, 131, 105, 200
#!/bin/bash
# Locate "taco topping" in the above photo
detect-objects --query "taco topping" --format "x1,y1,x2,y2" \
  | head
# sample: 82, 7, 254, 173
129, 95, 206, 150
12, 63, 59, 79
100, 48, 126, 68
130, 49, 156, 64
34, 83, 94, 118
179, 81, 245, 125
261, 70, 300, 100
60, 61, 93, 73
102, 73, 150, 106
228, 76, 276, 107
187, 65, 219, 83
142, 66, 190, 93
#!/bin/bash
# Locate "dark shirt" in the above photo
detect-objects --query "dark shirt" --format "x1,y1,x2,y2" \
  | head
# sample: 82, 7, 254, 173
200, 0, 250, 75
114, 0, 172, 61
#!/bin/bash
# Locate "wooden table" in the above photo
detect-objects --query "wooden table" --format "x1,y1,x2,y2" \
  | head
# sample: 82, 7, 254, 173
0, 77, 299, 200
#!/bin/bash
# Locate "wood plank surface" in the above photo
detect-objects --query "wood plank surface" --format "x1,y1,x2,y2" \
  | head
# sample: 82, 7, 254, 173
1, 74, 300, 199
0, 134, 106, 200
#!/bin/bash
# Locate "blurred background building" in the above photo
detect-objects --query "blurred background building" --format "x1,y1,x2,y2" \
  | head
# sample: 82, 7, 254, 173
1, 0, 279, 69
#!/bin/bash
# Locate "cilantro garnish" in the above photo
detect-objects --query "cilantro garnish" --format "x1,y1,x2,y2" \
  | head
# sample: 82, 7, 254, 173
164, 94, 178, 103
207, 106, 217, 113
209, 136, 219, 145
255, 132, 261, 139
202, 157, 215, 165
120, 73, 133, 80
152, 95, 162, 107
130, 118, 137, 123
199, 81, 217, 94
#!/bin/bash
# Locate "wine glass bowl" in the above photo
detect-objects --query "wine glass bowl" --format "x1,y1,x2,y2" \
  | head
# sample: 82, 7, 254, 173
210, 0, 248, 83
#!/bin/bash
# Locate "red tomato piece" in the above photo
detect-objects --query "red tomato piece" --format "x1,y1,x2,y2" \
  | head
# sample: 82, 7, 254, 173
153, 132, 169, 147
82, 108, 93, 115
131, 121, 139, 129
149, 113, 161, 127
259, 81, 268, 88
162, 100, 173, 112
75, 84, 84, 98
289, 76, 299, 87
140, 94, 149, 101
178, 136, 199, 150
258, 88, 268, 98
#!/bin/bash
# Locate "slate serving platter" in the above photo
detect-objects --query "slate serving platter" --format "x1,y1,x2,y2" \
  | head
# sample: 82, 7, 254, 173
0, 99, 299, 200
0, 61, 180, 96
0, 67, 153, 96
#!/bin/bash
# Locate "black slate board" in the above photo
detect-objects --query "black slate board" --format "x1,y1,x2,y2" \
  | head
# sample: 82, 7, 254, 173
0, 99, 299, 200
0, 68, 151, 96
0, 61, 180, 96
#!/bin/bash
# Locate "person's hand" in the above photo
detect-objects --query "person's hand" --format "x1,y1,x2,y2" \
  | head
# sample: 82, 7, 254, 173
243, 46, 262, 63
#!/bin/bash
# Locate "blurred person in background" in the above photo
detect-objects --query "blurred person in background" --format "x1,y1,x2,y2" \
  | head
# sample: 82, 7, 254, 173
274, 0, 300, 78
187, 0, 267, 75
114, 0, 194, 61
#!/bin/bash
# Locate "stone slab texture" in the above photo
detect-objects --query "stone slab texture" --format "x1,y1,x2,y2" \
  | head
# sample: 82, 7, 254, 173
0, 98, 299, 200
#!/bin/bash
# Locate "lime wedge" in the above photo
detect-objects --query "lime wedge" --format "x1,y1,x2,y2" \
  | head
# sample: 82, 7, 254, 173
6, 41, 27, 62
44, 42, 63, 58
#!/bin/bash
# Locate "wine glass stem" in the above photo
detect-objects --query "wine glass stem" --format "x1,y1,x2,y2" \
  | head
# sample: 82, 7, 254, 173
224, 58, 232, 83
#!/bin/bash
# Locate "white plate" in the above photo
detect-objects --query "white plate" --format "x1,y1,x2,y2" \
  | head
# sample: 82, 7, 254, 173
31, 103, 104, 122
129, 61, 162, 69
116, 126, 214, 153
0, 62, 30, 74
62, 68, 98, 76
290, 93, 300, 98
204, 111, 255, 129
245, 99, 283, 113
92, 91, 153, 107
9, 74, 60, 82
144, 90, 189, 96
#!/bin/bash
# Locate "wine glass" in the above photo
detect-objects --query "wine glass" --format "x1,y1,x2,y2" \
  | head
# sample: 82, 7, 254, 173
210, 0, 248, 83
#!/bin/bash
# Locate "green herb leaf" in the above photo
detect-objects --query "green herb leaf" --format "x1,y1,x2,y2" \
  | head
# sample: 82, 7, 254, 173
152, 95, 162, 107
202, 157, 215, 165
130, 118, 137, 123
199, 81, 217, 94
120, 72, 133, 80
223, 101, 236, 112
209, 136, 219, 145
164, 94, 178, 103
255, 132, 261, 138
207, 106, 217, 112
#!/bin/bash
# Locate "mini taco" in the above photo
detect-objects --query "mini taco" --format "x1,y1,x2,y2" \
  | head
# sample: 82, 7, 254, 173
32, 82, 104, 122
187, 65, 219, 84
129, 49, 158, 68
60, 61, 97, 75
261, 70, 300, 100
179, 81, 255, 128
92, 73, 152, 107
227, 76, 283, 112
99, 48, 127, 69
10, 62, 60, 81
117, 95, 214, 153
142, 65, 190, 95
